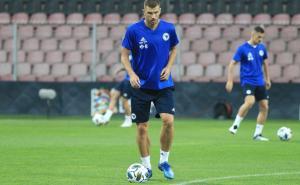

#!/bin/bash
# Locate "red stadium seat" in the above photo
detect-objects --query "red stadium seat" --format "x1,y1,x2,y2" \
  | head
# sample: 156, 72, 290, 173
55, 25, 72, 39
121, 13, 139, 24
184, 64, 204, 80
84, 13, 102, 24
211, 39, 228, 54
282, 64, 300, 80
272, 13, 290, 25
253, 13, 272, 25
59, 39, 77, 51
196, 13, 215, 25
56, 75, 75, 82
4, 38, 20, 51
103, 51, 119, 66
191, 39, 209, 53
64, 51, 82, 64
288, 39, 300, 53
110, 25, 126, 40
180, 51, 197, 65
264, 26, 280, 42
281, 26, 298, 41
52, 63, 69, 77
291, 14, 300, 25
234, 13, 252, 25
27, 51, 44, 64
48, 13, 65, 24
218, 51, 234, 65
45, 51, 63, 64
103, 13, 121, 25
73, 26, 90, 39
197, 52, 216, 66
294, 53, 300, 64
0, 25, 13, 39
0, 51, 7, 63
70, 63, 88, 76
18, 25, 34, 39
179, 13, 196, 25
79, 38, 92, 51
268, 64, 282, 79
161, 13, 177, 24
216, 13, 234, 25
276, 52, 294, 66
97, 25, 109, 39
95, 63, 107, 77
203, 26, 221, 41
12, 13, 29, 24
171, 64, 184, 81
230, 39, 246, 52
98, 38, 114, 54
30, 13, 47, 24
17, 63, 31, 76
67, 13, 84, 24
0, 13, 10, 24
184, 25, 202, 40
82, 51, 93, 63
8, 51, 26, 63
36, 25, 53, 39
223, 26, 241, 41
205, 64, 223, 79
32, 63, 50, 77
41, 39, 57, 51
180, 39, 190, 52
0, 63, 12, 76
23, 38, 39, 51
269, 39, 286, 53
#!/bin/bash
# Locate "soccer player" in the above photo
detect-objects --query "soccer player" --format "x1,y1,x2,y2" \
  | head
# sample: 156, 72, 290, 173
121, 0, 179, 180
100, 78, 132, 127
226, 26, 271, 141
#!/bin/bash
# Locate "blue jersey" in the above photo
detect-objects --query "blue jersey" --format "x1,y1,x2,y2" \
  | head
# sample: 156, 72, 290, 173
233, 42, 268, 86
122, 19, 179, 90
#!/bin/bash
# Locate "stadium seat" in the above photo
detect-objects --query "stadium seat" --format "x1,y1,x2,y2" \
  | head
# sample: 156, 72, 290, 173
48, 13, 65, 24
64, 51, 82, 64
272, 13, 290, 25
98, 38, 114, 54
264, 26, 280, 42
70, 63, 88, 77
84, 13, 103, 24
52, 63, 69, 77
27, 51, 44, 64
56, 75, 75, 82
73, 26, 90, 39
0, 51, 7, 63
109, 63, 123, 76
36, 25, 53, 39
218, 51, 234, 65
95, 63, 107, 78
8, 50, 26, 63
269, 39, 286, 53
82, 51, 93, 63
23, 38, 39, 51
103, 13, 121, 25
211, 39, 228, 54
97, 75, 113, 82
17, 63, 31, 76
196, 13, 215, 25
282, 64, 300, 81
223, 64, 240, 82
234, 13, 252, 25
288, 39, 300, 53
0, 25, 13, 39
223, 26, 241, 41
18, 25, 34, 39
32, 63, 50, 77
184, 25, 202, 40
205, 64, 223, 79
291, 14, 300, 25
66, 13, 84, 24
121, 13, 139, 24
161, 13, 178, 24
179, 13, 196, 25
180, 39, 190, 52
12, 13, 29, 24
110, 25, 126, 40
180, 51, 197, 65
184, 64, 204, 81
45, 51, 63, 64
55, 25, 72, 39
59, 39, 77, 51
268, 64, 282, 79
0, 63, 11, 77
79, 38, 92, 51
41, 39, 57, 51
30, 13, 47, 24
197, 52, 216, 66
253, 13, 272, 25
276, 52, 294, 66
191, 39, 209, 53
281, 26, 298, 41
216, 13, 234, 25
171, 64, 184, 81
203, 26, 221, 41
294, 53, 300, 64
97, 25, 109, 39
103, 51, 119, 66
0, 13, 10, 24
4, 38, 21, 51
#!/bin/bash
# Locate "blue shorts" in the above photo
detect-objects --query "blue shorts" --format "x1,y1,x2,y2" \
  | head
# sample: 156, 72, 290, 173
113, 80, 131, 99
242, 84, 269, 101
130, 87, 175, 123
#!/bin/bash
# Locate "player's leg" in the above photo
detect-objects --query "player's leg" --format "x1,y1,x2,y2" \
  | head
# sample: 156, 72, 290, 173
102, 88, 120, 123
253, 86, 269, 141
229, 85, 255, 134
120, 97, 132, 127
154, 88, 175, 179
131, 88, 152, 178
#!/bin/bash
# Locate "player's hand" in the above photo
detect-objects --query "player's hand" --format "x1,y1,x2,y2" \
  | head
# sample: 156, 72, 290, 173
160, 67, 171, 81
225, 81, 233, 93
265, 80, 271, 90
129, 73, 141, 88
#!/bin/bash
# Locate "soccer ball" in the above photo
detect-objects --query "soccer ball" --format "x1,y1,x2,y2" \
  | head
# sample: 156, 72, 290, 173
92, 113, 106, 126
277, 127, 292, 141
126, 163, 149, 183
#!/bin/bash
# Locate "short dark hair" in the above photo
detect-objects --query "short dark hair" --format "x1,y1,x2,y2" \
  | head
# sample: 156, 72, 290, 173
144, 0, 160, 8
254, 26, 265, 33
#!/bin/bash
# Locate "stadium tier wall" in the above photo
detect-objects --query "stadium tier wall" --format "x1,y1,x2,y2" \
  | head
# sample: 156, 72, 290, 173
0, 82, 299, 119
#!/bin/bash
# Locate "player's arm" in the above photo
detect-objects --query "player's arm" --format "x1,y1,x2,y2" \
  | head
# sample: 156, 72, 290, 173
121, 47, 140, 88
225, 60, 237, 93
161, 46, 177, 81
263, 59, 271, 90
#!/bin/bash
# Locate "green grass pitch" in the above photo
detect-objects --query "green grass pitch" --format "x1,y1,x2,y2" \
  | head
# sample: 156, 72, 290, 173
0, 116, 299, 185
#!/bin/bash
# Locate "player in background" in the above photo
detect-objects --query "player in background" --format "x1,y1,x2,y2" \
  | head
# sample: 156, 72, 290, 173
121, 0, 179, 180
226, 26, 271, 141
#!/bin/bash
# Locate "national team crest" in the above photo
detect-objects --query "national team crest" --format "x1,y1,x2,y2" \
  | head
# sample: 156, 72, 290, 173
162, 33, 170, 41
259, 50, 264, 57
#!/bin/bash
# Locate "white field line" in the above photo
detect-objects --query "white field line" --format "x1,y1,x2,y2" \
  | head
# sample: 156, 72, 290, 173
174, 171, 300, 185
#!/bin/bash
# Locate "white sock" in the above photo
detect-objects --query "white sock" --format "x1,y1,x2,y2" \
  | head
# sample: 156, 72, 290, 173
254, 123, 264, 136
124, 115, 131, 122
159, 149, 169, 164
233, 115, 244, 127
104, 109, 113, 120
141, 156, 151, 169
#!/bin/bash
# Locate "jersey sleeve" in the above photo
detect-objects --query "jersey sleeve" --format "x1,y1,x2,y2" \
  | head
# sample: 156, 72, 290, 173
122, 27, 134, 50
233, 46, 242, 62
263, 46, 268, 60
170, 25, 179, 48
